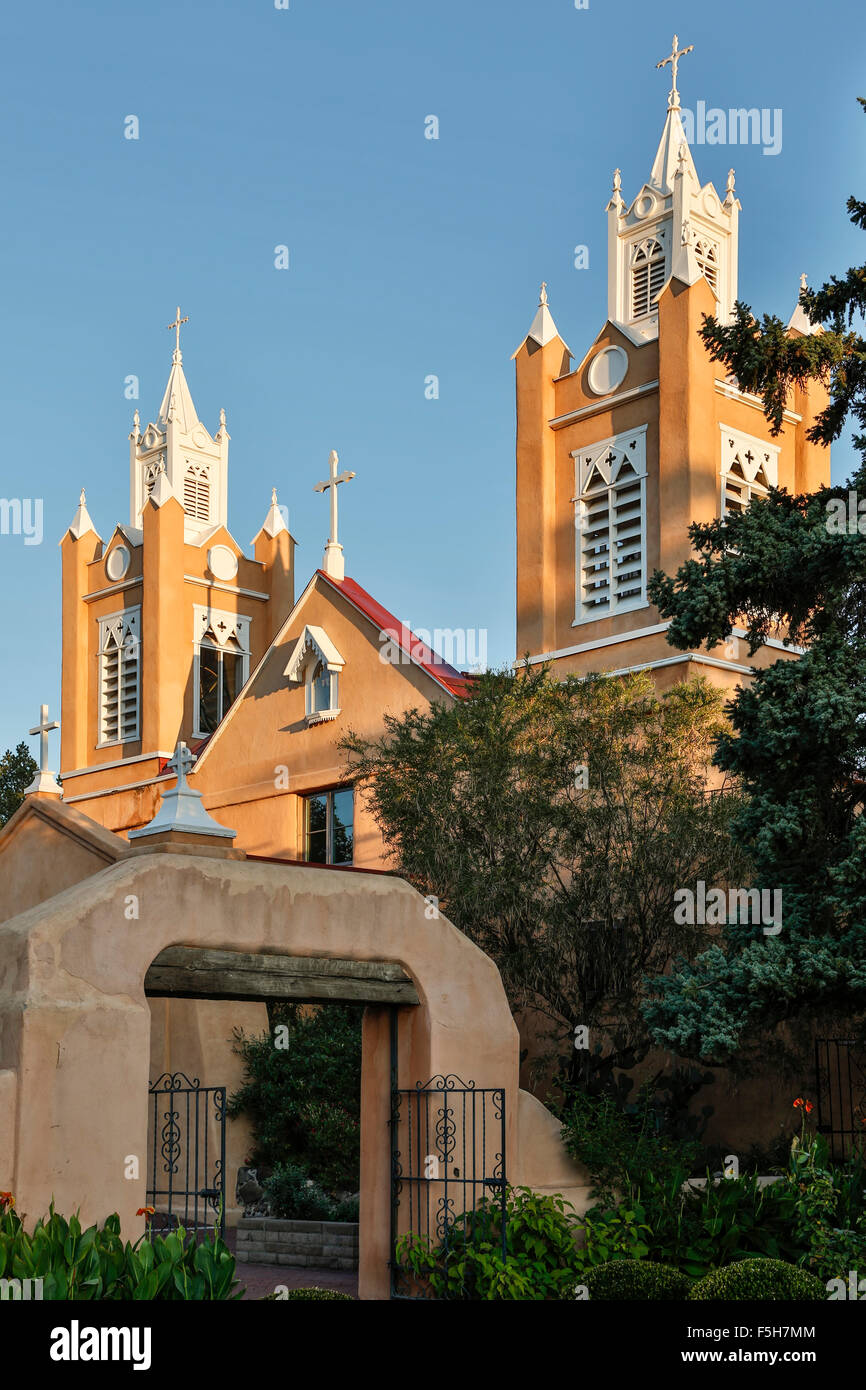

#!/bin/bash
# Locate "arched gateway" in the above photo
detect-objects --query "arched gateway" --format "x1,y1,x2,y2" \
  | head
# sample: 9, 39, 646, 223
0, 792, 588, 1300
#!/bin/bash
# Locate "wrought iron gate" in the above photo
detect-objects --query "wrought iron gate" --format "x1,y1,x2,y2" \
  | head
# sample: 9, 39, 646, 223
389, 1073, 507, 1299
146, 1072, 227, 1237
815, 1039, 866, 1162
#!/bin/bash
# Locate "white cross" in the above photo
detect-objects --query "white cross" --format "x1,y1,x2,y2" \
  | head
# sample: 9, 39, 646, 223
656, 34, 693, 109
313, 450, 355, 548
167, 741, 197, 790
29, 704, 59, 773
166, 306, 189, 356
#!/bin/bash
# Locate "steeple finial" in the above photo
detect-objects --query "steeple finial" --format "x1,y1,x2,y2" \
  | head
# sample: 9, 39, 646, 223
656, 33, 693, 111
612, 168, 621, 193
800, 272, 808, 291
539, 281, 548, 306
166, 305, 189, 362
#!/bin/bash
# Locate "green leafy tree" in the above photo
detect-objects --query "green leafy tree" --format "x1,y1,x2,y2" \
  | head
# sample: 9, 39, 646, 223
0, 742, 38, 827
227, 1003, 362, 1195
644, 97, 866, 1062
343, 665, 744, 1080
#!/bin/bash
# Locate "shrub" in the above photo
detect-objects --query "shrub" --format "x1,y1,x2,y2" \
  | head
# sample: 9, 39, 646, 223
584, 1259, 691, 1301
262, 1163, 336, 1221
332, 1196, 360, 1223
228, 1003, 362, 1195
689, 1258, 825, 1301
0, 1197, 241, 1300
396, 1186, 581, 1300
560, 1086, 705, 1208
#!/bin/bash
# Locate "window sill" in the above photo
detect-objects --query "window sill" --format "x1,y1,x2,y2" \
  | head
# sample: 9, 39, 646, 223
305, 708, 342, 726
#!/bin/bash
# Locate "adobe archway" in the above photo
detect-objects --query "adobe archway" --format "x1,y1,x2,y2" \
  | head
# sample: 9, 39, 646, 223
0, 845, 588, 1299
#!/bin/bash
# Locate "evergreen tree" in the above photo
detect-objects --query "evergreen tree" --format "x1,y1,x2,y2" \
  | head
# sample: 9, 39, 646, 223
0, 742, 38, 827
644, 96, 866, 1062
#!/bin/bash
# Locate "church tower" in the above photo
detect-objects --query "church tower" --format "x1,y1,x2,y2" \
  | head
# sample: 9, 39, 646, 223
59, 312, 296, 831
514, 38, 830, 692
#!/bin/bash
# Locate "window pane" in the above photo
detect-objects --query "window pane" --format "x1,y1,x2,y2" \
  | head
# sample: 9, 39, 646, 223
198, 644, 220, 733
305, 794, 328, 864
331, 789, 354, 865
311, 661, 331, 713
221, 651, 242, 718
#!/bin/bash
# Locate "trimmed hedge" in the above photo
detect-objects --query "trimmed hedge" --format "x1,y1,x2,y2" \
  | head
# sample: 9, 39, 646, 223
689, 1258, 825, 1301
584, 1259, 691, 1301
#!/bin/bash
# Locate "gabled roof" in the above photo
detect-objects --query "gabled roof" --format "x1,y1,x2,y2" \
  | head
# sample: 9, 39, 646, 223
318, 572, 474, 698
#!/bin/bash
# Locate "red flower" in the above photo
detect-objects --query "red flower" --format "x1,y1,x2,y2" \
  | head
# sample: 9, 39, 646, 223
793, 1098, 803, 1109
136, 1206, 155, 1217
0, 1191, 14, 1209
805, 1100, 814, 1114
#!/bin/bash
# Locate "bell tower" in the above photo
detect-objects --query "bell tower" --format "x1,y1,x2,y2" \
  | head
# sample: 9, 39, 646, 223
59, 313, 297, 831
606, 35, 740, 345
129, 308, 230, 539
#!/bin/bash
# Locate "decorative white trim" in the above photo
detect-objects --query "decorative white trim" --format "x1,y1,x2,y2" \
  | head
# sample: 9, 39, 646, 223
61, 751, 174, 780
305, 707, 342, 726
524, 620, 669, 665
97, 606, 141, 746
573, 425, 648, 626
284, 625, 345, 683
550, 380, 658, 430
184, 575, 268, 601
64, 773, 175, 804
192, 603, 251, 738
523, 623, 803, 668
83, 579, 142, 603
719, 424, 781, 518
601, 653, 755, 678
714, 379, 801, 424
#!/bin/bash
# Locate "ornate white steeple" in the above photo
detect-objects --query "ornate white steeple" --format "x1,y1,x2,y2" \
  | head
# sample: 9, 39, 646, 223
605, 36, 741, 344
129, 309, 230, 541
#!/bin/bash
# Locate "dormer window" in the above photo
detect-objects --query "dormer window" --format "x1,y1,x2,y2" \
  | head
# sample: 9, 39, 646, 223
695, 239, 719, 293
284, 625, 345, 726
630, 239, 666, 319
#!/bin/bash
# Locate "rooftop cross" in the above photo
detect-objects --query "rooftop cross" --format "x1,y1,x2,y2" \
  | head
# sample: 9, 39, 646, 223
656, 33, 693, 110
166, 305, 189, 358
314, 449, 355, 549
29, 703, 60, 773
167, 740, 197, 790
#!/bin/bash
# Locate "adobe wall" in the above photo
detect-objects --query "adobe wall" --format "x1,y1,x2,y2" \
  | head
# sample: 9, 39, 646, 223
0, 849, 588, 1299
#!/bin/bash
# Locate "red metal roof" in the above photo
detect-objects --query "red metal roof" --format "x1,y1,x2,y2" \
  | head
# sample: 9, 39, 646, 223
317, 570, 475, 698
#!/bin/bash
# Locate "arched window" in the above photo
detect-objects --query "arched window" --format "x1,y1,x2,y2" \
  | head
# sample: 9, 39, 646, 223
193, 607, 251, 736
98, 609, 140, 745
183, 464, 210, 522
695, 239, 719, 293
631, 239, 666, 319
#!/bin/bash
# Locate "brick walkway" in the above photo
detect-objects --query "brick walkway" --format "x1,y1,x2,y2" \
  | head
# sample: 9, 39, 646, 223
223, 1226, 359, 1301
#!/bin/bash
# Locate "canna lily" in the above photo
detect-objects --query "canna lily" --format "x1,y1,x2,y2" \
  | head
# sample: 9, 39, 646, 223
136, 1205, 155, 1217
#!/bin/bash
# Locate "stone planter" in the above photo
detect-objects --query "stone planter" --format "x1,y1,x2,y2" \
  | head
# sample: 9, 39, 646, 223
236, 1217, 359, 1270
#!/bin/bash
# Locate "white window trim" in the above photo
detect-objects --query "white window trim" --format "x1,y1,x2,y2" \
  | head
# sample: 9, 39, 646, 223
719, 425, 780, 519
192, 603, 251, 738
97, 606, 141, 748
630, 239, 666, 322
283, 624, 345, 726
572, 426, 648, 627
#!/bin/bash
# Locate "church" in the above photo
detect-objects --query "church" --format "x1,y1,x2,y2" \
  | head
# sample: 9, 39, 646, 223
0, 38, 830, 1271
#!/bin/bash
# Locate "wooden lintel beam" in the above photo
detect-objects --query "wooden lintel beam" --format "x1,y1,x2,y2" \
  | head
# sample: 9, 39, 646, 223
144, 945, 419, 1006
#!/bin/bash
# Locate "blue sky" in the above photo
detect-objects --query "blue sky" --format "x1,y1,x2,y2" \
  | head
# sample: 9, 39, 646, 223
1, 0, 864, 758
